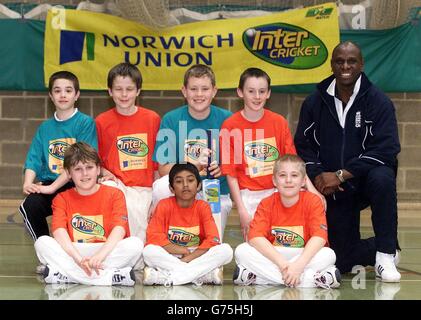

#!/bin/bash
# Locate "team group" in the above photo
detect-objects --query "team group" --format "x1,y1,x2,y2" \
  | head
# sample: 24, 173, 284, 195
18, 40, 401, 289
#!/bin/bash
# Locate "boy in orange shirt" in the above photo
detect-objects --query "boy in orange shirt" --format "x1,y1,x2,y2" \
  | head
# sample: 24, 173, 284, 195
143, 163, 233, 286
233, 154, 340, 289
95, 63, 161, 243
220, 68, 323, 240
34, 142, 143, 286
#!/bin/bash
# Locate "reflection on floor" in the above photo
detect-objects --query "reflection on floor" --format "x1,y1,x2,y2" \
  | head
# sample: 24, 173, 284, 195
1, 204, 420, 300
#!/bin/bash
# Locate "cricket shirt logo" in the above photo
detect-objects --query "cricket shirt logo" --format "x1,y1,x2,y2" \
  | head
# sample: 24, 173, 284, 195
48, 141, 71, 160
184, 140, 207, 160
244, 142, 279, 162
271, 226, 305, 247
71, 214, 106, 243
168, 226, 200, 247
117, 137, 149, 157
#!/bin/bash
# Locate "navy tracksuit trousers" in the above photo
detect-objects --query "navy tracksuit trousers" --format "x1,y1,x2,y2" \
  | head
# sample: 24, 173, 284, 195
19, 181, 74, 241
326, 166, 399, 273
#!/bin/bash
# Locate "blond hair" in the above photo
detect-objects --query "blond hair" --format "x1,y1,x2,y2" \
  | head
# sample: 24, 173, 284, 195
273, 154, 306, 176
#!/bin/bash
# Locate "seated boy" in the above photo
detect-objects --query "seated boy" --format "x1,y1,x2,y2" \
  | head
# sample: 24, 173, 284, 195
143, 163, 233, 286
233, 154, 340, 289
34, 142, 143, 286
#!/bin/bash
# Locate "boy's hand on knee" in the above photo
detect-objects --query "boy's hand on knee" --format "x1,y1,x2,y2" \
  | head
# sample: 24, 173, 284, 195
37, 184, 56, 195
283, 261, 305, 287
89, 254, 106, 275
78, 257, 93, 277
23, 182, 42, 195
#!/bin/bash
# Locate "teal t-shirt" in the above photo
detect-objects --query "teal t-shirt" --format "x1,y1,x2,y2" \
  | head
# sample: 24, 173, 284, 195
153, 105, 232, 195
24, 110, 98, 182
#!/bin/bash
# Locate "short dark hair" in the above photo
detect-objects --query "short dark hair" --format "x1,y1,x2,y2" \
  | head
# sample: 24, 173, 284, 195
169, 163, 201, 188
64, 142, 100, 171
48, 71, 80, 93
238, 67, 271, 90
183, 64, 216, 87
107, 62, 142, 89
332, 41, 363, 61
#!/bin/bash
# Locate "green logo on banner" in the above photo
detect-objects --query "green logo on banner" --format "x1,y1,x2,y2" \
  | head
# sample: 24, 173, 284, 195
242, 23, 328, 69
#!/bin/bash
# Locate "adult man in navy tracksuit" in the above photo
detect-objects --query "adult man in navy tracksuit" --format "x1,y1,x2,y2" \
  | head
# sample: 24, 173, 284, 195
294, 41, 401, 282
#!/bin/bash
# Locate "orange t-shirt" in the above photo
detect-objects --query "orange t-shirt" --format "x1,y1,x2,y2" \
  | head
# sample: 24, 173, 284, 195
95, 106, 160, 187
52, 185, 130, 243
220, 109, 296, 190
146, 197, 221, 249
248, 191, 328, 247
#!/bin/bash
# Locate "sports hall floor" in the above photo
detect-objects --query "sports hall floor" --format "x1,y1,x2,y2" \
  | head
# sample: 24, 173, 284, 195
1, 200, 421, 301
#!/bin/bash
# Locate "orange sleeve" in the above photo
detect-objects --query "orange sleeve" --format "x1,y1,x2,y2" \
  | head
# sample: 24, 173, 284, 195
280, 116, 297, 155
152, 113, 161, 171
110, 188, 130, 237
51, 193, 68, 233
95, 117, 106, 163
146, 200, 171, 246
247, 198, 272, 241
306, 193, 328, 242
198, 201, 221, 249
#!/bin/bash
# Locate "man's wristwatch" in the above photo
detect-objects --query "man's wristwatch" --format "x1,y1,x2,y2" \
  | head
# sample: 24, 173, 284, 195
335, 169, 345, 183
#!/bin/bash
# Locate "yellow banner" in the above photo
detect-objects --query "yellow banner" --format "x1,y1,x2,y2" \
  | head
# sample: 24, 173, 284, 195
44, 4, 339, 90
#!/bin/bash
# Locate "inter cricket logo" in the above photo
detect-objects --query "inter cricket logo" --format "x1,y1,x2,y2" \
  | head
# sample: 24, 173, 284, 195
242, 23, 327, 69
271, 228, 305, 247
117, 137, 148, 157
184, 141, 207, 160
71, 215, 105, 236
168, 228, 200, 247
244, 142, 279, 162
48, 141, 71, 160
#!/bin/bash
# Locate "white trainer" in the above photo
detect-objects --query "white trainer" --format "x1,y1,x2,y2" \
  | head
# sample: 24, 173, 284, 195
314, 266, 341, 289
194, 268, 223, 286
112, 267, 136, 286
233, 265, 256, 286
375, 252, 401, 283
143, 266, 172, 287
43, 266, 72, 284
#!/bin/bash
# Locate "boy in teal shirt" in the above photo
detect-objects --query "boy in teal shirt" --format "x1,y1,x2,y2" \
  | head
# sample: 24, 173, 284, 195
19, 71, 97, 273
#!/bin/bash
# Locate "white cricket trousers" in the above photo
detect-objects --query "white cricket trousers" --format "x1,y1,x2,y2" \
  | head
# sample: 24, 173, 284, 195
143, 243, 233, 285
102, 179, 152, 242
34, 236, 143, 286
151, 174, 233, 236
240, 188, 277, 219
235, 242, 336, 287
